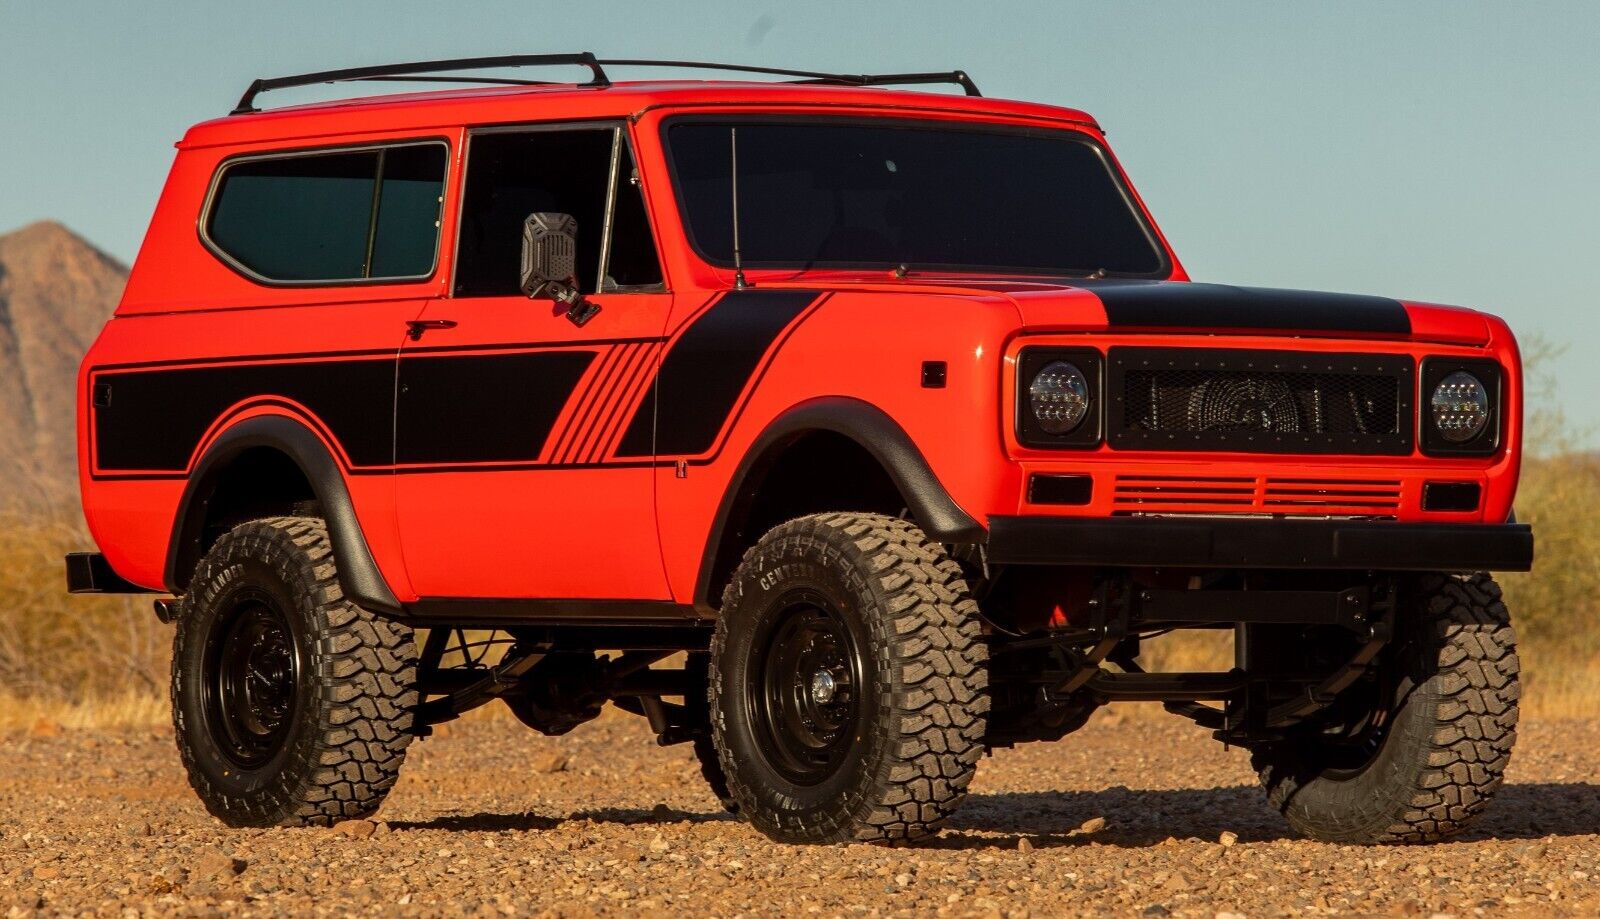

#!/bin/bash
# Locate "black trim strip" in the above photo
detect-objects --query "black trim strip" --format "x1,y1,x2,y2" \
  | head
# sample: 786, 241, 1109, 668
1084, 281, 1412, 335
617, 289, 822, 458
987, 516, 1532, 572
406, 598, 703, 625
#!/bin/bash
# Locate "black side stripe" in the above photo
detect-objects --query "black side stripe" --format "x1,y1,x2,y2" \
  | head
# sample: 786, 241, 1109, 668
1084, 280, 1411, 335
394, 351, 595, 465
616, 289, 821, 458
93, 350, 596, 474
93, 359, 397, 471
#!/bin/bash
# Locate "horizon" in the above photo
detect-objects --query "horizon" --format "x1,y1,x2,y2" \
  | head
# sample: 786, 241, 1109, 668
4, 1, 1597, 437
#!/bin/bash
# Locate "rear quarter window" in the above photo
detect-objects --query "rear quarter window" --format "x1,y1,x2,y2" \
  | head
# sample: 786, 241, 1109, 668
204, 142, 447, 284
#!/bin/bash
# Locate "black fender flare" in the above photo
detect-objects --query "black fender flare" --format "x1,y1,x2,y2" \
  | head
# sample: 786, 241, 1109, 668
695, 396, 985, 607
163, 415, 403, 615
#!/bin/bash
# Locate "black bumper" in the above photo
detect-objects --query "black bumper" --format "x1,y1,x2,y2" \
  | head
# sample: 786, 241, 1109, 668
65, 552, 154, 594
986, 517, 1533, 572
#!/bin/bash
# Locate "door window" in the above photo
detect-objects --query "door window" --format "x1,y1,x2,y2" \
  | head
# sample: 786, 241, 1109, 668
453, 127, 663, 297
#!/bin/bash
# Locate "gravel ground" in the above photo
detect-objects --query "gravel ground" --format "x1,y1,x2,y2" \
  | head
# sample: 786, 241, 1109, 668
3, 707, 1599, 917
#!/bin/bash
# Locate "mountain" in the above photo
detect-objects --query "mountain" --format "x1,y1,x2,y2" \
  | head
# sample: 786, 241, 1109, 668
0, 221, 126, 509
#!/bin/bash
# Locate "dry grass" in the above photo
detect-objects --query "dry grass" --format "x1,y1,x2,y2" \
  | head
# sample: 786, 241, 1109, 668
0, 690, 168, 733
0, 511, 167, 706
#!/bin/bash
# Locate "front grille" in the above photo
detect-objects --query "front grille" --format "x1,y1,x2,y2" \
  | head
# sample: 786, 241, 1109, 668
1112, 474, 1403, 514
1108, 348, 1415, 455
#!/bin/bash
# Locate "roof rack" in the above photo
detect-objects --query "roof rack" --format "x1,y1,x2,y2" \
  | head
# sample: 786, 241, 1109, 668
230, 53, 981, 114
597, 59, 981, 97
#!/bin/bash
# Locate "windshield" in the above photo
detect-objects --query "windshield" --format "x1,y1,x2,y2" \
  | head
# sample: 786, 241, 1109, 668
665, 118, 1168, 277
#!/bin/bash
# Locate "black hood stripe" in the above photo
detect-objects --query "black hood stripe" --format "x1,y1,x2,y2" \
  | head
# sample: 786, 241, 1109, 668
1082, 281, 1411, 335
616, 289, 821, 459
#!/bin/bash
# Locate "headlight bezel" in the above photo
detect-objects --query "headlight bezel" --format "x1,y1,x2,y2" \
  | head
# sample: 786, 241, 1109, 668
1420, 357, 1503, 456
1016, 348, 1103, 448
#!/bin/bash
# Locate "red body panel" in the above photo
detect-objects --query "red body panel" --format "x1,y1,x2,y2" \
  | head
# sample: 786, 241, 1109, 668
393, 293, 675, 600
78, 80, 1525, 604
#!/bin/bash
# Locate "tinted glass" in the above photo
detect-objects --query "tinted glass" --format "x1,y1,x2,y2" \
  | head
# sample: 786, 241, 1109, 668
604, 142, 664, 290
667, 121, 1165, 276
371, 145, 448, 278
206, 143, 445, 282
455, 130, 614, 297
208, 151, 377, 280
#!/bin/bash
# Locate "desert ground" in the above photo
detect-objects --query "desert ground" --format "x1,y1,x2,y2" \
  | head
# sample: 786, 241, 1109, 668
3, 707, 1598, 918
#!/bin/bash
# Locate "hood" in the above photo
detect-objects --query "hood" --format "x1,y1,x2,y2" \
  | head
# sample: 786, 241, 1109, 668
1007, 280, 1491, 346
855, 278, 1489, 346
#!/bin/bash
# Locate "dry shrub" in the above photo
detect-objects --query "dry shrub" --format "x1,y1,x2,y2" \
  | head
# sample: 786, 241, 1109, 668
0, 510, 166, 706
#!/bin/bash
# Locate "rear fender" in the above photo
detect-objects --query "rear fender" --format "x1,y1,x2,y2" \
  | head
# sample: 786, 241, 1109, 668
163, 415, 402, 615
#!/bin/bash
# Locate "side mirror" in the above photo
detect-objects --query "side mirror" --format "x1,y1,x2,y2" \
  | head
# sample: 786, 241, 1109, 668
520, 212, 599, 326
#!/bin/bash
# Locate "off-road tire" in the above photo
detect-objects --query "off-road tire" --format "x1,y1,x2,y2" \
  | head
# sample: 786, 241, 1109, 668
1253, 573, 1519, 844
172, 517, 417, 827
710, 513, 989, 844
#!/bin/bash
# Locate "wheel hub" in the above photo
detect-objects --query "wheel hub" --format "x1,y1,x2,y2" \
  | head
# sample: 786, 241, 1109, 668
203, 590, 300, 769
749, 592, 864, 786
808, 668, 838, 704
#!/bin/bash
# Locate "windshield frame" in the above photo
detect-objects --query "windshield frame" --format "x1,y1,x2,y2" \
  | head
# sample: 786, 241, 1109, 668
657, 113, 1173, 280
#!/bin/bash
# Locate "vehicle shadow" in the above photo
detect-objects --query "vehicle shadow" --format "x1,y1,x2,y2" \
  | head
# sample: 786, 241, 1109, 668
390, 805, 736, 833
388, 782, 1600, 844
935, 780, 1600, 849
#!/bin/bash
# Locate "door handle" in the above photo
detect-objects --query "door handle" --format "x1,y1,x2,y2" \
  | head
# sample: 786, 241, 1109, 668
406, 319, 457, 341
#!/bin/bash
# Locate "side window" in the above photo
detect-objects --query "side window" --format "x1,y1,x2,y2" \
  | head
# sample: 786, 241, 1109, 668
454, 128, 663, 297
604, 141, 664, 291
205, 143, 446, 283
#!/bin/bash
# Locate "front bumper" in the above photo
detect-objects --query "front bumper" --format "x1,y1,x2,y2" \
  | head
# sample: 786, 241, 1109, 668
986, 516, 1533, 572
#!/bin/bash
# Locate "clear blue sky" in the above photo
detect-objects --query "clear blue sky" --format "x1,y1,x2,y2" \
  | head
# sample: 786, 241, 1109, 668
3, 1, 1596, 433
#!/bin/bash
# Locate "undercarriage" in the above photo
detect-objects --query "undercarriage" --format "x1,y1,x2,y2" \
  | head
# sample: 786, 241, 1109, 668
410, 566, 1397, 756
982, 569, 1398, 749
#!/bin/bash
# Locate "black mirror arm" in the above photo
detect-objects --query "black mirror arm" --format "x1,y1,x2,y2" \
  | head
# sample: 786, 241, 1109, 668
532, 280, 601, 327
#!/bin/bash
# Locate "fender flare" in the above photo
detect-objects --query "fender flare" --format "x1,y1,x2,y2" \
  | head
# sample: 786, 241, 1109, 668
695, 396, 985, 607
163, 415, 403, 615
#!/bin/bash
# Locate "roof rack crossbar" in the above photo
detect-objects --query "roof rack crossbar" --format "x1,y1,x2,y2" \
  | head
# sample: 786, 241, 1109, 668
354, 75, 556, 88
229, 53, 982, 115
230, 52, 610, 114
597, 58, 981, 96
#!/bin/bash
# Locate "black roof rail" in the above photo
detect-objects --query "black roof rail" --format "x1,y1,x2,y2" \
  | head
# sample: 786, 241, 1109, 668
595, 59, 982, 97
229, 53, 981, 115
231, 52, 610, 114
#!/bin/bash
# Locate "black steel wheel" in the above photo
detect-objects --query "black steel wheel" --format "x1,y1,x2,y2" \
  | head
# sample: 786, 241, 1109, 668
1253, 573, 1519, 843
201, 589, 300, 768
172, 517, 417, 827
710, 513, 988, 844
748, 591, 864, 786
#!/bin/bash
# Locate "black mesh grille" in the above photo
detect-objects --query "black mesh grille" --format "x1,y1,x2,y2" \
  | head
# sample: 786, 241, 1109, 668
1123, 369, 1400, 435
1108, 348, 1415, 455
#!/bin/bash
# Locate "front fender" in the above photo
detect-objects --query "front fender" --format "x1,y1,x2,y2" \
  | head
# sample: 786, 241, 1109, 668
694, 396, 985, 606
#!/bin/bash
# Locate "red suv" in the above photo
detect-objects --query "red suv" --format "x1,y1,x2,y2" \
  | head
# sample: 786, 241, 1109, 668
68, 54, 1531, 845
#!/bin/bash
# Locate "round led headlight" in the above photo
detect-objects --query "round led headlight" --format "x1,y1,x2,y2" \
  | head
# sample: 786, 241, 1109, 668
1430, 371, 1491, 443
1028, 361, 1091, 434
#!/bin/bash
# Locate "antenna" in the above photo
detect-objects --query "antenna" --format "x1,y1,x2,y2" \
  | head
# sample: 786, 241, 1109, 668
730, 126, 749, 289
